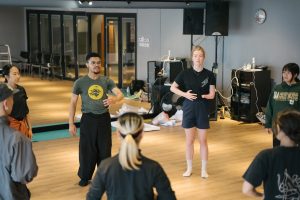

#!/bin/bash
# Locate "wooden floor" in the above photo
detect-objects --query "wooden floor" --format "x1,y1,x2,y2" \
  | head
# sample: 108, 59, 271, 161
1, 76, 271, 199
28, 118, 270, 200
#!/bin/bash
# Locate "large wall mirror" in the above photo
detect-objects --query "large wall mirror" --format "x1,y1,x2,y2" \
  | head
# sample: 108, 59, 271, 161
23, 10, 137, 127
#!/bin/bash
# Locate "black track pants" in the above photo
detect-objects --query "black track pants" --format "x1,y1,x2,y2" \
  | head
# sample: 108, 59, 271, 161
78, 112, 112, 180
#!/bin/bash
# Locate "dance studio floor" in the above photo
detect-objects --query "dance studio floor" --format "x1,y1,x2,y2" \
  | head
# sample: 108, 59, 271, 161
2, 76, 270, 199
28, 118, 270, 200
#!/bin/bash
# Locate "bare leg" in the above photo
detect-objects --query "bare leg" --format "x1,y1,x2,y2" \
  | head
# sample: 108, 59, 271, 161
183, 127, 196, 177
197, 128, 209, 178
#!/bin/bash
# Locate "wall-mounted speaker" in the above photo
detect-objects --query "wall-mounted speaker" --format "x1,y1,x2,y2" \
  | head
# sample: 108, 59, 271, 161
205, 1, 229, 36
183, 8, 204, 35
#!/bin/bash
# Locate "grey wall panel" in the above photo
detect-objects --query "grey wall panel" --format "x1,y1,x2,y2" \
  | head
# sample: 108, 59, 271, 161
0, 7, 26, 61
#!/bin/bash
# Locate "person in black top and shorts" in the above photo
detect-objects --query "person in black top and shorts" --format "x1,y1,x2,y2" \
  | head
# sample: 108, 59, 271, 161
2, 64, 32, 139
170, 46, 216, 178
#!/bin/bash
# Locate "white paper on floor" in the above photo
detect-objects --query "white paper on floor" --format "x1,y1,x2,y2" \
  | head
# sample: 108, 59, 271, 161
111, 121, 160, 132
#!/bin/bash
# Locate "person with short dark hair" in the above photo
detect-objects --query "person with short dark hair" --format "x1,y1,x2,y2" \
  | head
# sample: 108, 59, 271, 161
69, 52, 123, 187
0, 83, 38, 200
86, 112, 176, 200
243, 109, 300, 199
170, 46, 216, 178
2, 64, 32, 139
265, 63, 300, 147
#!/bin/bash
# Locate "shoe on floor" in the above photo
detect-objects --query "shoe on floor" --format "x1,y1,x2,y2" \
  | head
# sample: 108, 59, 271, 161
78, 179, 89, 187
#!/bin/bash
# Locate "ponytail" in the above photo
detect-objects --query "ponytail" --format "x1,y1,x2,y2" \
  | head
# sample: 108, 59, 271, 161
119, 134, 142, 170
117, 112, 144, 170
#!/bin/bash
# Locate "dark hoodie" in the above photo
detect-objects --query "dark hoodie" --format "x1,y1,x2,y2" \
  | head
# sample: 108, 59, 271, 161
265, 82, 300, 128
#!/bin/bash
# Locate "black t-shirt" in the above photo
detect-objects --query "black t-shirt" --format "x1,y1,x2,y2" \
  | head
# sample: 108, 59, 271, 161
243, 146, 300, 200
10, 85, 29, 120
174, 68, 216, 101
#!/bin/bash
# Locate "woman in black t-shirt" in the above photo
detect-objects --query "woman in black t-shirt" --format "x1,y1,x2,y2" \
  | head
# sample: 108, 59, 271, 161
2, 64, 32, 139
170, 46, 216, 178
87, 112, 176, 200
243, 109, 300, 199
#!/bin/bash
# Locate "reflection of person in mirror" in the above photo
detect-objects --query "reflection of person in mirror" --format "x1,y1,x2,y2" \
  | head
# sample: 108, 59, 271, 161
68, 52, 123, 187
243, 109, 300, 199
2, 64, 32, 139
170, 46, 216, 178
87, 112, 176, 200
265, 63, 300, 147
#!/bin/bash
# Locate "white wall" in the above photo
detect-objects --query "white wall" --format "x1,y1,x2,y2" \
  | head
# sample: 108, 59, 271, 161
136, 9, 161, 81
136, 9, 192, 81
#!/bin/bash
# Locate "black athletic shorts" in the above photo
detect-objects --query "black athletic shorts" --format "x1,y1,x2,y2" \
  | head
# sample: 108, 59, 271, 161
182, 99, 210, 129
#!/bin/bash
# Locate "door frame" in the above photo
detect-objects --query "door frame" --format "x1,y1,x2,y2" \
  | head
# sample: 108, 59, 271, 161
104, 13, 137, 88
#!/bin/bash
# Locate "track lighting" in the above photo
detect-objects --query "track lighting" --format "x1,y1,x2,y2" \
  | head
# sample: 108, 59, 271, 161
77, 0, 93, 6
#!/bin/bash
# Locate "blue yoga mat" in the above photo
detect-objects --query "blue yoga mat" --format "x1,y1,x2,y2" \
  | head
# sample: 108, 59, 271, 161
32, 127, 117, 142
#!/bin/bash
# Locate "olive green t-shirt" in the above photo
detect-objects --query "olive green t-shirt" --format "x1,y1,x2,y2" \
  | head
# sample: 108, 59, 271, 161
73, 75, 116, 114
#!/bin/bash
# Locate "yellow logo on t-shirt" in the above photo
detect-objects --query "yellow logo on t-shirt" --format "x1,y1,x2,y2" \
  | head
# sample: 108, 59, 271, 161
88, 85, 104, 100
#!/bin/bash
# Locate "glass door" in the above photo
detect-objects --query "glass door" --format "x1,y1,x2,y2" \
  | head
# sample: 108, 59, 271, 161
28, 13, 38, 63
40, 14, 50, 55
51, 14, 62, 77
105, 17, 119, 85
121, 18, 136, 87
64, 15, 75, 79
105, 15, 136, 88
76, 15, 88, 78
91, 14, 105, 75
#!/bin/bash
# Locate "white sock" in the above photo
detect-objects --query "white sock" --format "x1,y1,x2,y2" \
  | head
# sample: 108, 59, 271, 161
201, 160, 208, 178
183, 160, 193, 177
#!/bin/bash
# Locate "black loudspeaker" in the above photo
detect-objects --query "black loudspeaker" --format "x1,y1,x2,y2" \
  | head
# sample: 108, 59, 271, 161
205, 1, 229, 36
183, 8, 204, 35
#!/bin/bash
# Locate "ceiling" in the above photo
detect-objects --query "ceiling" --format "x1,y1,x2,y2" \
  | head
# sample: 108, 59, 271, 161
0, 0, 209, 9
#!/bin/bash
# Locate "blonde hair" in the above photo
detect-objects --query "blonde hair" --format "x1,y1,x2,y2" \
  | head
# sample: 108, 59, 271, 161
117, 112, 144, 170
191, 45, 206, 58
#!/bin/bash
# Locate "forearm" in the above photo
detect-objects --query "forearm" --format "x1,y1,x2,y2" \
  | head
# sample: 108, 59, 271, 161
202, 85, 215, 99
114, 92, 124, 102
69, 104, 76, 124
110, 88, 124, 104
170, 85, 186, 98
25, 114, 32, 130
202, 92, 215, 99
243, 188, 263, 198
242, 181, 263, 198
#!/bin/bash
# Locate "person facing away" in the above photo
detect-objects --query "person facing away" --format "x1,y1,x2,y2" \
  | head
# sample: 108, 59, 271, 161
86, 112, 176, 200
68, 52, 124, 187
0, 83, 38, 200
2, 64, 33, 139
265, 63, 300, 147
170, 45, 216, 178
242, 109, 300, 199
